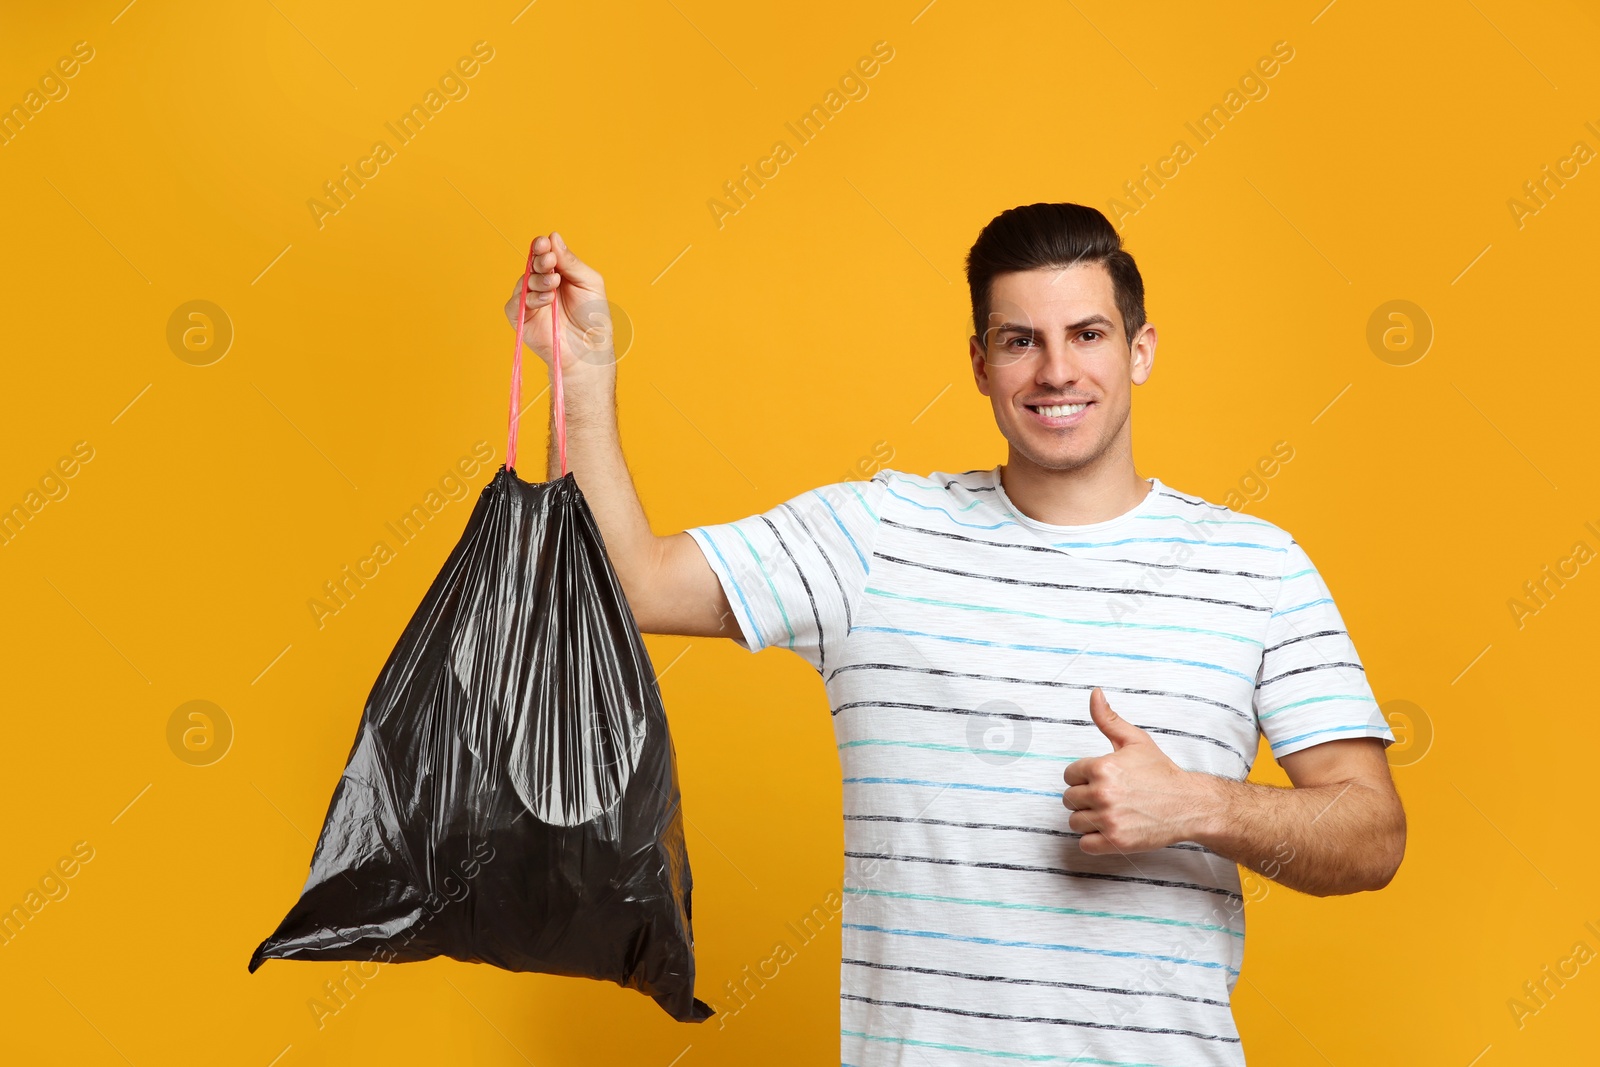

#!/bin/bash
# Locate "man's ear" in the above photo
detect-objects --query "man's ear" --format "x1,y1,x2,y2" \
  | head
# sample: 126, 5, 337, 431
970, 334, 992, 397
1129, 323, 1157, 386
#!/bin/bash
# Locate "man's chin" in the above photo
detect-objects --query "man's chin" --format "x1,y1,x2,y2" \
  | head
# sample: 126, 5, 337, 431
1004, 436, 1094, 474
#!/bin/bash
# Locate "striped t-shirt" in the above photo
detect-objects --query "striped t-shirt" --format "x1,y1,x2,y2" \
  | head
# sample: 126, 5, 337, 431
685, 466, 1394, 1066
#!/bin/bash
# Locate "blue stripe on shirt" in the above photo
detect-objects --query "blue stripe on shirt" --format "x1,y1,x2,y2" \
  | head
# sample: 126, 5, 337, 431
1272, 723, 1387, 749
730, 522, 796, 649
844, 776, 1063, 798
851, 626, 1259, 683
1050, 535, 1286, 552
843, 1028, 1181, 1065
1276, 597, 1334, 617
813, 489, 870, 571
1258, 692, 1378, 720
692, 527, 763, 648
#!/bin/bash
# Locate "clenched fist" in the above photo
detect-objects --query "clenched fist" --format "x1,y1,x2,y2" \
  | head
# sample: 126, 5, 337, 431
504, 232, 620, 374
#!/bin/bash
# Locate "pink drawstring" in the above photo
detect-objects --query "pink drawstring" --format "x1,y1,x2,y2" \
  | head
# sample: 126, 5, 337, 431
508, 238, 566, 477
553, 269, 565, 477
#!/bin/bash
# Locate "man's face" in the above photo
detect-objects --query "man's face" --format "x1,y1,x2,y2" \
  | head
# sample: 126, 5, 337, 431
968, 263, 1156, 474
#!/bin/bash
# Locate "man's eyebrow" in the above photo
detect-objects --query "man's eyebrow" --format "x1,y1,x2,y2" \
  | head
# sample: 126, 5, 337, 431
991, 315, 1116, 335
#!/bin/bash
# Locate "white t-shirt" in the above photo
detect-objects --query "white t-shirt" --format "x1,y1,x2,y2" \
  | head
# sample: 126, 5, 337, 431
686, 466, 1394, 1066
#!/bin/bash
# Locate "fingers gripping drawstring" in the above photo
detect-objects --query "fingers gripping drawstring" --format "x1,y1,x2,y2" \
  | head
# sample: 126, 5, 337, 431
508, 238, 565, 476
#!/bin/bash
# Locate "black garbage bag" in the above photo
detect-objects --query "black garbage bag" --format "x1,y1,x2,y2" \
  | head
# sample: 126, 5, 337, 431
247, 464, 713, 1023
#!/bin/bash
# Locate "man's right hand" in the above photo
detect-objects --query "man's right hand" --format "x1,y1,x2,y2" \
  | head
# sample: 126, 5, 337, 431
499, 230, 737, 640
503, 232, 619, 375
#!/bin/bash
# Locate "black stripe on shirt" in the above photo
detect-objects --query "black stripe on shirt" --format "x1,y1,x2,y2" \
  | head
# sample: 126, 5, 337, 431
833, 699, 1250, 766
781, 501, 855, 635
822, 663, 1256, 727
760, 513, 826, 673
841, 957, 1232, 1009
842, 850, 1243, 901
840, 992, 1241, 1043
844, 813, 1218, 857
871, 551, 1271, 614
1257, 661, 1365, 688
880, 517, 1282, 580
1262, 628, 1349, 655
1157, 488, 1232, 513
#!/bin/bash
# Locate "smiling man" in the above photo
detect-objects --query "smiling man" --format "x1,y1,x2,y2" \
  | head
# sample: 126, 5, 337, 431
504, 202, 1405, 1065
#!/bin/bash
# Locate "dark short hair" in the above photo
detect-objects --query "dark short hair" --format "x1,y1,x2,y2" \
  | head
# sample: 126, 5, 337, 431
965, 202, 1147, 349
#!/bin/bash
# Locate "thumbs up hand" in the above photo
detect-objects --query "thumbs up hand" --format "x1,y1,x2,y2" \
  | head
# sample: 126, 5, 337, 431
1062, 688, 1207, 856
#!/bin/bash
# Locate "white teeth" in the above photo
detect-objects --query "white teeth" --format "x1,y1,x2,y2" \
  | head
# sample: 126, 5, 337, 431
1036, 403, 1087, 418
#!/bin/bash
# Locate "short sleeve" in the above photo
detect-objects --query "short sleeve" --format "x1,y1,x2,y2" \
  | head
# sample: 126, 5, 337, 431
685, 474, 888, 674
1254, 538, 1395, 760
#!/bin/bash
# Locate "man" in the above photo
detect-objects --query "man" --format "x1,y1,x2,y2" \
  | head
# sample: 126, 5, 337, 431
503, 203, 1405, 1065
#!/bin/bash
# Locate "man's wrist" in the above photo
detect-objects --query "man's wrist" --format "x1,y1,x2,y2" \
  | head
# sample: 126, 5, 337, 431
559, 361, 618, 414
1181, 770, 1234, 848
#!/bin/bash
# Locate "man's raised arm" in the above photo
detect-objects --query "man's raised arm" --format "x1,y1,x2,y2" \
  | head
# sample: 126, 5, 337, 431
503, 232, 735, 640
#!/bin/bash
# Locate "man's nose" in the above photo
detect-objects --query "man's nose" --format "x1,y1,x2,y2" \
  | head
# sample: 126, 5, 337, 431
1035, 340, 1081, 385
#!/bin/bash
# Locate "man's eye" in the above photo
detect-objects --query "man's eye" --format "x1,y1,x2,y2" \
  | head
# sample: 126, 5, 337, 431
1080, 331, 1101, 342
1007, 336, 1036, 349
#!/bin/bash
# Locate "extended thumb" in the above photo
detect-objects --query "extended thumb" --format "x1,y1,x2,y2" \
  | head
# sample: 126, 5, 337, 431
1090, 687, 1137, 748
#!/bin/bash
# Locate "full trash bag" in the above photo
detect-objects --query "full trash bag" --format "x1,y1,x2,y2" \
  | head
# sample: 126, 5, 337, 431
248, 243, 712, 1023
248, 467, 712, 1022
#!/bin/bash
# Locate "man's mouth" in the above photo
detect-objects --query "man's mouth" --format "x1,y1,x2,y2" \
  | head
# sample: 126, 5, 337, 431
1024, 400, 1093, 427
1027, 402, 1091, 418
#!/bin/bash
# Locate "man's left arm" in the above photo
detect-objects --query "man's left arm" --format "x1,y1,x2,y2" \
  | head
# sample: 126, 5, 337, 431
1062, 687, 1407, 897
1189, 734, 1406, 896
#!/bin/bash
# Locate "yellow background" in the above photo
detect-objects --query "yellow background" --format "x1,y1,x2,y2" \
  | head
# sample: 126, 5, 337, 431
2, 0, 1596, 1063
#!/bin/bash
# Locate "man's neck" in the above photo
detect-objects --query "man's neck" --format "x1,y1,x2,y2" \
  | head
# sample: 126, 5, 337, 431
999, 450, 1152, 527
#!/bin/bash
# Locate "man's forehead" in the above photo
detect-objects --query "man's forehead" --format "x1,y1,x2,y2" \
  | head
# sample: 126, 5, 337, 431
987, 263, 1118, 327
993, 261, 1114, 296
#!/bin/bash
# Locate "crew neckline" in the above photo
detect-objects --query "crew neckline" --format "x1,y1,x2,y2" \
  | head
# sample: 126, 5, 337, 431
988, 465, 1164, 535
